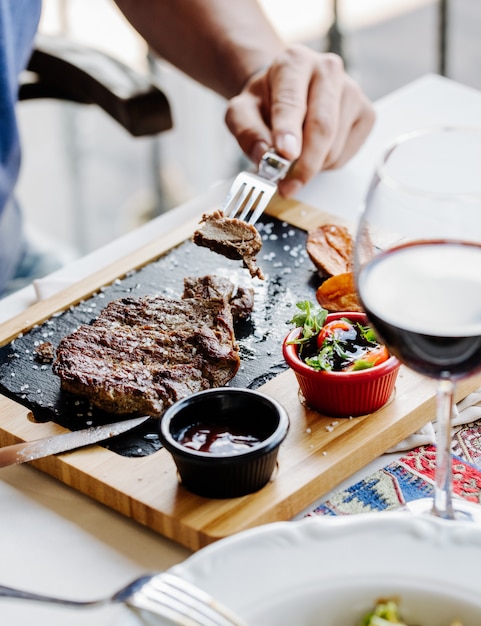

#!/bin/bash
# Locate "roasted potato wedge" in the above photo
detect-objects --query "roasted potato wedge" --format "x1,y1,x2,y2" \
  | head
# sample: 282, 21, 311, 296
316, 271, 363, 313
306, 224, 353, 277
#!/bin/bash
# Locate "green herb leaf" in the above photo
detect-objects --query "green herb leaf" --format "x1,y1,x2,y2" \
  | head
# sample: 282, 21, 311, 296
288, 300, 328, 339
305, 346, 334, 371
358, 323, 378, 344
359, 600, 406, 626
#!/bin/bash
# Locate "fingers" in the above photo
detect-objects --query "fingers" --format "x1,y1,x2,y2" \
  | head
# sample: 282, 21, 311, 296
321, 76, 376, 170
225, 44, 375, 196
225, 46, 311, 165
277, 51, 346, 196
225, 77, 272, 165
278, 59, 376, 195
267, 45, 311, 161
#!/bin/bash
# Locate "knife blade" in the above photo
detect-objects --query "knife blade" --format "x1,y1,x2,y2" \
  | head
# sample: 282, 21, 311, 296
0, 415, 151, 468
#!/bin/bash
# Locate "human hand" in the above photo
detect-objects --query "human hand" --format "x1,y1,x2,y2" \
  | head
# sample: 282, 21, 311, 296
225, 44, 375, 198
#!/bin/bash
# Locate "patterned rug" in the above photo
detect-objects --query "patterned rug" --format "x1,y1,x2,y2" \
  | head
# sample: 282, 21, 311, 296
307, 419, 481, 517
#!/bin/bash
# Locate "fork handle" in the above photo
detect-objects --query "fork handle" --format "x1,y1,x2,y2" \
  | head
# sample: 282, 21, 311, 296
0, 584, 102, 607
258, 149, 291, 182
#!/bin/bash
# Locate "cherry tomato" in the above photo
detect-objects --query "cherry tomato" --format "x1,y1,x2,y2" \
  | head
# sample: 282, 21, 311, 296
346, 345, 389, 371
317, 319, 356, 349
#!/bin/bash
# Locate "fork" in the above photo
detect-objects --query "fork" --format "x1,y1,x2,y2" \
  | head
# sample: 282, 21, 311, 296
0, 572, 247, 626
222, 149, 291, 225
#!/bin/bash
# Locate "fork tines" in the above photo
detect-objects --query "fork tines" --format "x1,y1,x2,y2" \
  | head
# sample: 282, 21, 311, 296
222, 150, 291, 225
138, 573, 247, 626
222, 172, 277, 225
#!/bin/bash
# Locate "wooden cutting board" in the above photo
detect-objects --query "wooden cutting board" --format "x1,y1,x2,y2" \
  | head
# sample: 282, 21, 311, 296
1, 196, 480, 551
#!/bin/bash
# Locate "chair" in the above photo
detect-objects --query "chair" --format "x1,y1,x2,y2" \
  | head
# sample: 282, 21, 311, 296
20, 33, 173, 138
16, 33, 173, 261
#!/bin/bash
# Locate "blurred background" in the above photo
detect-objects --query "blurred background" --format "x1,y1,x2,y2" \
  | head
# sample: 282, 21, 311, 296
15, 0, 481, 265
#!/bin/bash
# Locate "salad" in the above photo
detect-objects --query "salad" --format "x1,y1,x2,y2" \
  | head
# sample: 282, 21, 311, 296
360, 599, 463, 626
288, 300, 389, 372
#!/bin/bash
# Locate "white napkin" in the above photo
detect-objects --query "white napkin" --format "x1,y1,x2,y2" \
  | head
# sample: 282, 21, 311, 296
386, 389, 481, 453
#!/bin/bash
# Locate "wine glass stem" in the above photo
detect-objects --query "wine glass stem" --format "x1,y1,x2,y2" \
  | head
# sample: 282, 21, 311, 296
432, 378, 456, 519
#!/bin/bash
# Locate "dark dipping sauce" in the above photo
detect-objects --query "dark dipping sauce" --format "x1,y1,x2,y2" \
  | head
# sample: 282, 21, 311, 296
177, 423, 261, 455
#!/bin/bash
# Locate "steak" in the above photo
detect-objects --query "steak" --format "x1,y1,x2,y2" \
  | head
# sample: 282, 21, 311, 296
192, 210, 264, 279
53, 277, 246, 417
182, 275, 254, 322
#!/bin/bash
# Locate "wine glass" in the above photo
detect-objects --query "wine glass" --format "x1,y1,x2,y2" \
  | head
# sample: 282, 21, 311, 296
354, 126, 481, 521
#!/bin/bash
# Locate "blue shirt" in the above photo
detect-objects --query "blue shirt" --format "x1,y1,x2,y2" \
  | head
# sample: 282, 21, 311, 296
0, 0, 42, 294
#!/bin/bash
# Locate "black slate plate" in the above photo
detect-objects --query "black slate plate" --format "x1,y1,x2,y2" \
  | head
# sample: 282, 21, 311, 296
0, 216, 320, 457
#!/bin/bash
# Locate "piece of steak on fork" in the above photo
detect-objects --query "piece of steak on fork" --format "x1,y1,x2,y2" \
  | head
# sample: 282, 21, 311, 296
192, 210, 264, 279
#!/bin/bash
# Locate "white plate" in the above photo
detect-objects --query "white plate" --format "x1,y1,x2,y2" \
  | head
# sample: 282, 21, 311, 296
170, 511, 481, 626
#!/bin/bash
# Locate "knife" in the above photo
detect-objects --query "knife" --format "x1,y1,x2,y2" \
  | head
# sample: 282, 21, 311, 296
0, 415, 151, 468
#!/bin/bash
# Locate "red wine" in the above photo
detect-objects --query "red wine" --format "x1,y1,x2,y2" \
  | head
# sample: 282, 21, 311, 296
357, 241, 481, 379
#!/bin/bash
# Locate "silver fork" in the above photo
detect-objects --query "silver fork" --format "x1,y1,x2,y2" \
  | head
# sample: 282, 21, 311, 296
222, 149, 291, 225
0, 572, 247, 626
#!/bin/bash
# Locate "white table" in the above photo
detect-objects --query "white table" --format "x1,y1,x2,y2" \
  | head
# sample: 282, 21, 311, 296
2, 74, 481, 625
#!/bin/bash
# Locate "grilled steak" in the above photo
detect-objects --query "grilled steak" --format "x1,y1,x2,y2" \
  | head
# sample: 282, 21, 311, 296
53, 280, 244, 417
182, 275, 254, 322
192, 210, 264, 279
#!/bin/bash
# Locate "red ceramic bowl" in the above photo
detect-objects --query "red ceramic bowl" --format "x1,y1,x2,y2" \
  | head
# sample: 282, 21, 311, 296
282, 312, 401, 418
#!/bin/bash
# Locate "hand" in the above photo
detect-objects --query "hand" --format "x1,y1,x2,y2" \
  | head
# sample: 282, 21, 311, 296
225, 44, 375, 198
